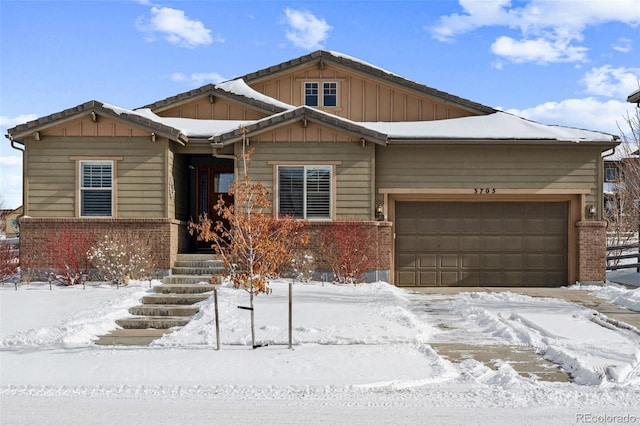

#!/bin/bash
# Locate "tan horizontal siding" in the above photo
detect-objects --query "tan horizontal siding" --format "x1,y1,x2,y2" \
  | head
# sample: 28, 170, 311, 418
248, 141, 373, 218
376, 145, 601, 205
25, 136, 167, 218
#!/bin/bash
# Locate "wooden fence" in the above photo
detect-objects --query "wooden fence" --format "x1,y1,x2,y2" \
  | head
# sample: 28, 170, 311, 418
606, 243, 640, 272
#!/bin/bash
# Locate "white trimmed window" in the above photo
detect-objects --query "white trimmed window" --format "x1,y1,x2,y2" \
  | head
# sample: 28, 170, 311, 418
80, 160, 113, 217
304, 82, 319, 106
304, 82, 338, 107
278, 165, 332, 219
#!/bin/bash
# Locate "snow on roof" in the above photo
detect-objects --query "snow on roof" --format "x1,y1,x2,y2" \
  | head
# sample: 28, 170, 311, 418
102, 102, 615, 143
102, 103, 256, 138
363, 111, 617, 142
326, 51, 402, 78
215, 78, 294, 110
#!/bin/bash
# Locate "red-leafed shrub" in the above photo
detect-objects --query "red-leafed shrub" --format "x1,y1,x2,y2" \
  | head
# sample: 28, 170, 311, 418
43, 230, 94, 285
0, 241, 19, 283
318, 221, 377, 283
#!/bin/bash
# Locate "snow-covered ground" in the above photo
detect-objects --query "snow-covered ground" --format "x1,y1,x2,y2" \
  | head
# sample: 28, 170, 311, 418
1, 279, 639, 425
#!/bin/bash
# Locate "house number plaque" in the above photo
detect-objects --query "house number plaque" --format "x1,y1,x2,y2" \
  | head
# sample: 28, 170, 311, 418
474, 188, 496, 194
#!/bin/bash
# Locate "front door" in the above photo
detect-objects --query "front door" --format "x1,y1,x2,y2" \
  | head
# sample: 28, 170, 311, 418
195, 166, 235, 249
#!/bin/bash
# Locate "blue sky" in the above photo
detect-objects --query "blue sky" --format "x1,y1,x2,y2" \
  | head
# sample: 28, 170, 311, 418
1, 0, 639, 209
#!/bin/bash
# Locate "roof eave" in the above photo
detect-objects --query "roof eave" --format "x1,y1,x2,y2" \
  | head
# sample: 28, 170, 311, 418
387, 138, 620, 146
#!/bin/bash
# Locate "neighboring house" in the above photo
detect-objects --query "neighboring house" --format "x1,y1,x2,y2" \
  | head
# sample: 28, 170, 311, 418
6, 50, 618, 286
1, 206, 23, 238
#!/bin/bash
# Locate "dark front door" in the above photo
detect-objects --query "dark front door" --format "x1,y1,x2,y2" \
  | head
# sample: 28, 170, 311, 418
195, 166, 235, 249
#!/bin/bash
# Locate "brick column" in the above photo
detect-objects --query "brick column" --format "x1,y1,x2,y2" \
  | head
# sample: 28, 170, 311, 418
576, 220, 607, 284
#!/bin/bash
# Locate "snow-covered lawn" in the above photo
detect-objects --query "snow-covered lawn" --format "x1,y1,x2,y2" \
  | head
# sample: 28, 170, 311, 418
1, 280, 639, 425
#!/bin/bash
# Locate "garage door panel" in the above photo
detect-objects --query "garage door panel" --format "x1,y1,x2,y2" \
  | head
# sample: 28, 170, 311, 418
503, 236, 523, 251
440, 236, 459, 251
503, 254, 523, 268
396, 218, 417, 233
396, 253, 416, 268
441, 271, 460, 285
525, 219, 546, 234
419, 254, 437, 268
482, 219, 502, 233
419, 272, 437, 286
503, 219, 524, 234
462, 254, 480, 268
395, 201, 568, 286
418, 218, 439, 233
461, 218, 481, 232
480, 236, 502, 251
417, 237, 437, 251
440, 254, 459, 268
397, 271, 417, 286
461, 236, 481, 250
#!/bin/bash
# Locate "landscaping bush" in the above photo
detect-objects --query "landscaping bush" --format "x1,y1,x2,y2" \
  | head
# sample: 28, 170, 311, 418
318, 221, 377, 284
87, 233, 153, 284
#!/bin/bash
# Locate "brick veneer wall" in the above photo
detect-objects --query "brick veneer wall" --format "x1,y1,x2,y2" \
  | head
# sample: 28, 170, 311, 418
576, 220, 607, 283
19, 218, 178, 276
304, 221, 392, 282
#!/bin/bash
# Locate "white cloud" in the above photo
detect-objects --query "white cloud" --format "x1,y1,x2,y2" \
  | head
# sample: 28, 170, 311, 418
0, 114, 38, 129
137, 6, 223, 48
171, 72, 226, 86
505, 97, 637, 136
429, 0, 640, 64
284, 8, 332, 50
491, 36, 588, 64
613, 37, 633, 53
581, 66, 640, 99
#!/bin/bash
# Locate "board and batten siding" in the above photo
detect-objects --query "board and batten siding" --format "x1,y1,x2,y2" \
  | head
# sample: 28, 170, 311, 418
248, 63, 474, 123
24, 135, 168, 218
376, 145, 601, 206
157, 97, 269, 121
244, 140, 375, 219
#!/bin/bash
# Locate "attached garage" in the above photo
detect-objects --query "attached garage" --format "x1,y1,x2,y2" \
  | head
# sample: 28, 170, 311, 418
394, 201, 569, 286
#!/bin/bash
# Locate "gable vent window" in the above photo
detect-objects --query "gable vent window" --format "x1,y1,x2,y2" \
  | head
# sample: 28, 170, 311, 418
80, 160, 113, 217
278, 165, 332, 220
304, 82, 338, 107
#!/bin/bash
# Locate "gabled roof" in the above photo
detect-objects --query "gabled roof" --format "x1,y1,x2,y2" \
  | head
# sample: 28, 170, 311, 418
628, 89, 640, 104
6, 100, 188, 144
140, 79, 292, 114
240, 50, 496, 116
210, 105, 388, 146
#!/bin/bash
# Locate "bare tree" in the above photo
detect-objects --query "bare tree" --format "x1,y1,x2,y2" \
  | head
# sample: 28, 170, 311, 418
606, 109, 640, 260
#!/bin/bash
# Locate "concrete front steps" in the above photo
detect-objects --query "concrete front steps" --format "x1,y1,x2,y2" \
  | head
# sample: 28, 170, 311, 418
94, 253, 223, 346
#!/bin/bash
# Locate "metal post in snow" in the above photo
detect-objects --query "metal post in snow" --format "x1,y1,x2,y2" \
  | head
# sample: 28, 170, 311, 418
288, 281, 293, 350
214, 287, 220, 351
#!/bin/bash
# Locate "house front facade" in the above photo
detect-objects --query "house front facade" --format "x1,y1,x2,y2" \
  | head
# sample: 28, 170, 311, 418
6, 51, 618, 286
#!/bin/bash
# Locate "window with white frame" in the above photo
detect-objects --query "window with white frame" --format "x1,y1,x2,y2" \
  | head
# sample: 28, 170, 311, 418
304, 82, 319, 106
323, 82, 337, 107
304, 82, 338, 107
80, 160, 113, 216
278, 165, 331, 219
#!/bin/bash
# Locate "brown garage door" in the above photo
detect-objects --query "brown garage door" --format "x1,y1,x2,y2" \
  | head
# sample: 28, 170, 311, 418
395, 202, 568, 286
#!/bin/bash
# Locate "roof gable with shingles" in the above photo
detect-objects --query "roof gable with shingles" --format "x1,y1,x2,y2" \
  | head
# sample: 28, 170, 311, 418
6, 100, 187, 144
240, 50, 495, 116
